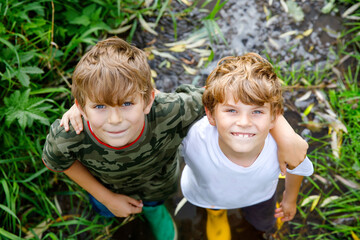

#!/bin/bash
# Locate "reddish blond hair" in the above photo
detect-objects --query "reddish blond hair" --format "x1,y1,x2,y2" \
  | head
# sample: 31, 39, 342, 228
203, 52, 283, 117
72, 37, 153, 110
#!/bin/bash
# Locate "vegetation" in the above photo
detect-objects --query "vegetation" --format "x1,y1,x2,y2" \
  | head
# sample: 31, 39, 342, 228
0, 0, 359, 239
271, 1, 360, 239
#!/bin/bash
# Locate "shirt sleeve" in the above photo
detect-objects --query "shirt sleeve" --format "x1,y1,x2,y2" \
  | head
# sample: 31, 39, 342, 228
42, 119, 81, 172
174, 84, 205, 137
287, 156, 314, 176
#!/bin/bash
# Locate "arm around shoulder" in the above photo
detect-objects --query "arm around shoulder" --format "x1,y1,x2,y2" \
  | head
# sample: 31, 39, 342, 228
270, 115, 309, 175
60, 104, 84, 134
175, 85, 205, 129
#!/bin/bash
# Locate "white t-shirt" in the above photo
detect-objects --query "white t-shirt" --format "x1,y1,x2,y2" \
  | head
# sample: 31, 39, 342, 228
180, 116, 314, 209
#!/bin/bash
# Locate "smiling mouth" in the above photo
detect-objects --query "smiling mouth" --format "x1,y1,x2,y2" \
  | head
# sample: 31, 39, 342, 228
107, 130, 126, 134
231, 132, 255, 138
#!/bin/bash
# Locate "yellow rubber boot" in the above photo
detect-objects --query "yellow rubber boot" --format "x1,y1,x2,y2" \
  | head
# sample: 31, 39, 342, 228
206, 209, 231, 240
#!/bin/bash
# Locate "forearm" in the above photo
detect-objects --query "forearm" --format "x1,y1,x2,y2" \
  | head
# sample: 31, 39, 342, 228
270, 115, 295, 141
64, 160, 143, 217
271, 114, 308, 171
64, 160, 113, 204
274, 173, 303, 221
284, 173, 304, 203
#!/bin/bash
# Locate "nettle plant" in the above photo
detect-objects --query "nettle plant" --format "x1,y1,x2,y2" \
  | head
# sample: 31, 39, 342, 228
0, 0, 180, 129
0, 0, 173, 141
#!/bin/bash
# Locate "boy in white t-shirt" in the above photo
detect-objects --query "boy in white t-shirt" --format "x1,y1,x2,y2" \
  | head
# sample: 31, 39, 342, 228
180, 53, 314, 239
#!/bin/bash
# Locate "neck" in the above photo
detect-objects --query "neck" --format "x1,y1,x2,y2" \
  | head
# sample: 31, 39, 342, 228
228, 153, 260, 167
219, 142, 264, 167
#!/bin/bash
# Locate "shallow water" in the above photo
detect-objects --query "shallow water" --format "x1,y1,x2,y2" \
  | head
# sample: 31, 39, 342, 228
136, 0, 343, 93
202, 0, 343, 76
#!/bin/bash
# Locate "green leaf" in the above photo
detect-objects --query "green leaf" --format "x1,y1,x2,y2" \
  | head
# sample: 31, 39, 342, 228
17, 112, 28, 129
30, 87, 71, 95
287, 0, 304, 22
3, 90, 52, 129
155, 0, 170, 26
1, 179, 10, 207
1, 66, 16, 81
70, 15, 91, 26
21, 66, 44, 74
0, 22, 5, 34
0, 38, 21, 67
0, 205, 21, 225
204, 0, 228, 20
14, 167, 48, 183
321, 0, 336, 14
303, 103, 315, 116
26, 97, 47, 108
63, 9, 81, 23
0, 227, 23, 240
138, 13, 158, 36
23, 2, 45, 16
25, 109, 50, 126
16, 71, 30, 87
20, 52, 35, 64
83, 4, 97, 17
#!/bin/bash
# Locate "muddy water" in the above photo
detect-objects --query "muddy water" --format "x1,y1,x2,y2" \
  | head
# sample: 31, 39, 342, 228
135, 1, 343, 93
117, 1, 343, 239
202, 0, 343, 75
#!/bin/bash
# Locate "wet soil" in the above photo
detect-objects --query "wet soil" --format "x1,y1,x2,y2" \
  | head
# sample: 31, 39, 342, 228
133, 0, 344, 93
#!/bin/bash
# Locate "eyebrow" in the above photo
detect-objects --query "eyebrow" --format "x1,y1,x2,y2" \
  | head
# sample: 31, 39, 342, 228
221, 103, 268, 108
221, 103, 237, 108
87, 96, 136, 105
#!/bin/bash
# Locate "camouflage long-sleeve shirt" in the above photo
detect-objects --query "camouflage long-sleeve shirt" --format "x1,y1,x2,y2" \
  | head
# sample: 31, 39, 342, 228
42, 84, 204, 201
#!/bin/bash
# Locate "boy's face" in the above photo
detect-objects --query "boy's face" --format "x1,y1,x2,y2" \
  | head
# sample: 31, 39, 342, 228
205, 94, 276, 162
77, 91, 154, 148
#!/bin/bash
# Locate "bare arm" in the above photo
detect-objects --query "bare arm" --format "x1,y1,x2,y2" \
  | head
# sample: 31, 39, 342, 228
274, 172, 303, 222
64, 160, 143, 217
270, 115, 308, 175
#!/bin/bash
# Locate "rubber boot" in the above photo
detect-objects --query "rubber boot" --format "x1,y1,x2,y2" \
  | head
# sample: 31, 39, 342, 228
142, 204, 177, 240
206, 209, 231, 240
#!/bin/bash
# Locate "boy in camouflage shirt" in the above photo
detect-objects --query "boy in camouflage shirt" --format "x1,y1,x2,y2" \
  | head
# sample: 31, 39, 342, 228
43, 37, 307, 240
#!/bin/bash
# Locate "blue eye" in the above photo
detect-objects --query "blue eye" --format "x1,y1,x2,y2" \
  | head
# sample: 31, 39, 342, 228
253, 110, 262, 114
95, 105, 105, 109
123, 102, 133, 107
227, 109, 236, 113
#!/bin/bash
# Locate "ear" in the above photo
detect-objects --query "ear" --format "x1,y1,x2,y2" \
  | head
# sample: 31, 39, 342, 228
269, 114, 278, 129
205, 107, 216, 126
143, 90, 155, 114
75, 99, 88, 121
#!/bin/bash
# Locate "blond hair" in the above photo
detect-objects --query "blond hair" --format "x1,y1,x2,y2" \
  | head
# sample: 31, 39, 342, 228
72, 37, 153, 110
203, 52, 283, 117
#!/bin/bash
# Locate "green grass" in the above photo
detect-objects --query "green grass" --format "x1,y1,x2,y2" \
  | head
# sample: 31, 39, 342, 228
268, 1, 360, 237
274, 62, 360, 239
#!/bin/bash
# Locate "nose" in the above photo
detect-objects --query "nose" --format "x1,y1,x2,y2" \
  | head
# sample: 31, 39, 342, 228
235, 113, 252, 127
108, 107, 123, 124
